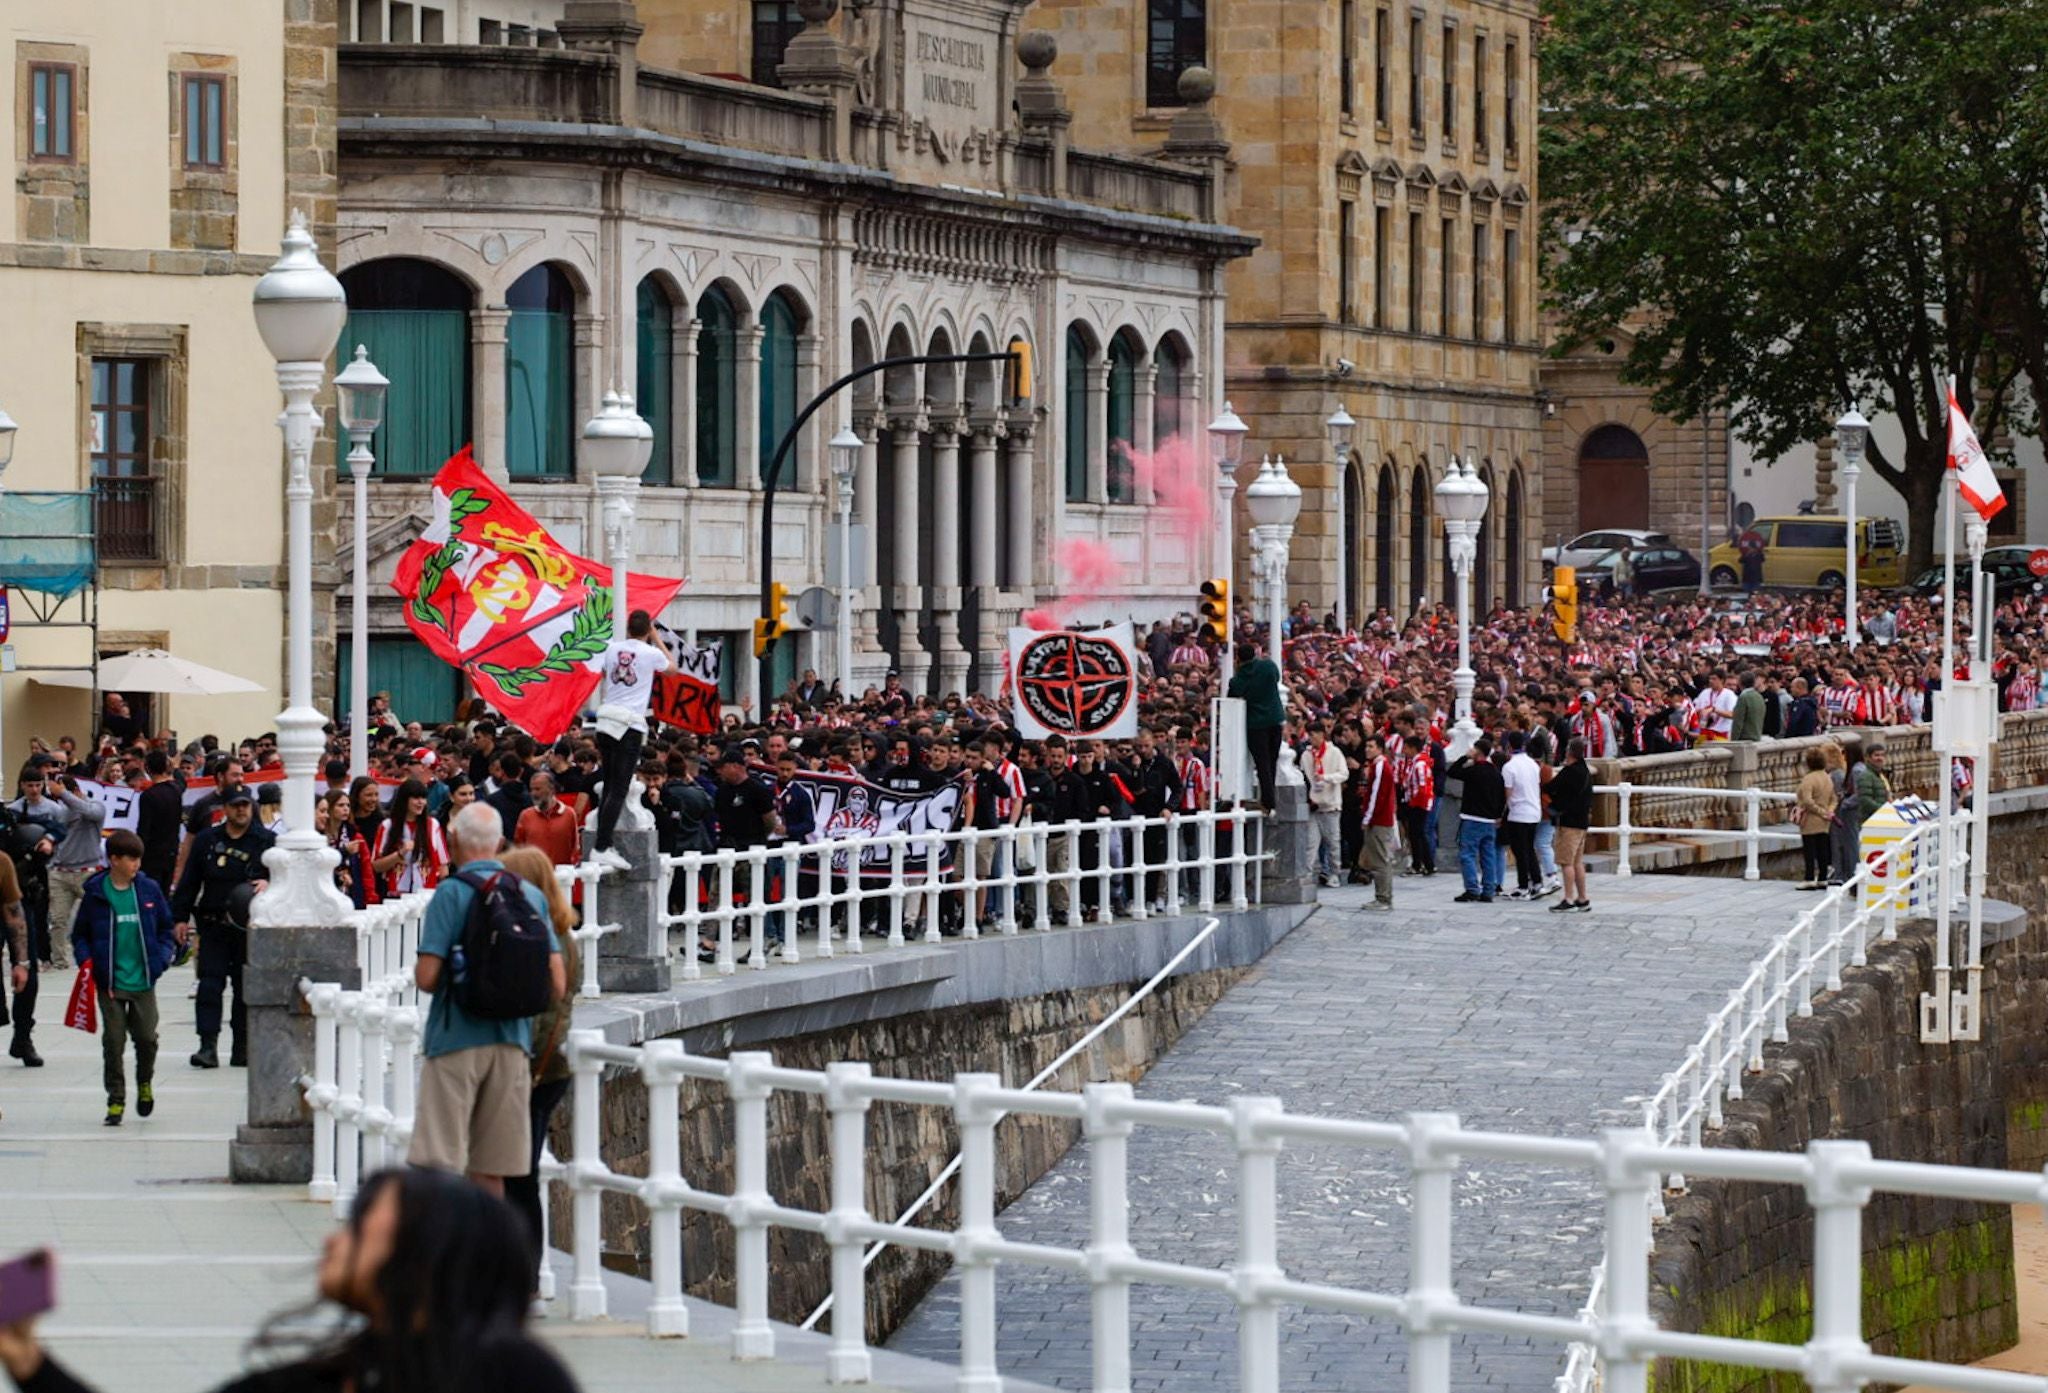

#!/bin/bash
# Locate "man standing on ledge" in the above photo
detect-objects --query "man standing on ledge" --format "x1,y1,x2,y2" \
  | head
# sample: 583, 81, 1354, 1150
588, 608, 672, 871
1227, 641, 1285, 810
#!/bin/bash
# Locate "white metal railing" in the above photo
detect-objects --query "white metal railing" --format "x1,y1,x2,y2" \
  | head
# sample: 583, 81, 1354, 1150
1592, 782, 1800, 881
1555, 821, 1966, 1393
300, 860, 617, 1212
657, 809, 1268, 977
547, 1025, 2044, 1393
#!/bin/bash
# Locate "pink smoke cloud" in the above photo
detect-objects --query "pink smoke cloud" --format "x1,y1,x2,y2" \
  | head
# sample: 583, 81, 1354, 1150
1023, 538, 1125, 630
1128, 435, 1212, 544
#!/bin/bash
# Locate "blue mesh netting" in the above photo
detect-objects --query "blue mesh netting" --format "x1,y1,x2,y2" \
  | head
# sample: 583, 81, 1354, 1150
0, 492, 95, 598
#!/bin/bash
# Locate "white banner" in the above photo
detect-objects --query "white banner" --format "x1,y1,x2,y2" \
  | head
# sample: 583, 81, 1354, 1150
1006, 623, 1141, 742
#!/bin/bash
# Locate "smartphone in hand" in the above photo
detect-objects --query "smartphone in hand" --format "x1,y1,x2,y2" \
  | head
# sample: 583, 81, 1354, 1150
0, 1249, 55, 1326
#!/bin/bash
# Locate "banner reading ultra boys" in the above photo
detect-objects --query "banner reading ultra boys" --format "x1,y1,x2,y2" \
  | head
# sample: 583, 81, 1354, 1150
790, 769, 965, 879
1006, 622, 1141, 741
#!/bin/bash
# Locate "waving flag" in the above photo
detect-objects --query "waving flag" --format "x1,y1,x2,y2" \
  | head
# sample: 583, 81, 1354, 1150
391, 448, 685, 740
1946, 384, 2007, 523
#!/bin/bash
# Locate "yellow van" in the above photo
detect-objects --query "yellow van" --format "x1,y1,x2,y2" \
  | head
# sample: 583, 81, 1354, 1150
1707, 515, 1905, 590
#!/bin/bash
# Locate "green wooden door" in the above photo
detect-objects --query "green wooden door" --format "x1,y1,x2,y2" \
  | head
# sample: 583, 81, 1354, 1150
336, 635, 462, 729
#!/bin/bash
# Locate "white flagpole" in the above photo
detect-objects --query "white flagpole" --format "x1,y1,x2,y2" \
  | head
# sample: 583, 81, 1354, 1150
1932, 376, 1959, 1035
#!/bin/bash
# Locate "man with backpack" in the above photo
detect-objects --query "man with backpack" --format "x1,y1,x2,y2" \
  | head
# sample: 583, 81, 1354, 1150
409, 801, 566, 1198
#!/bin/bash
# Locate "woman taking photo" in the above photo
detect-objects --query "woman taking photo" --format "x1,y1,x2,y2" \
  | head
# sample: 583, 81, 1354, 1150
0, 1168, 579, 1393
370, 779, 447, 900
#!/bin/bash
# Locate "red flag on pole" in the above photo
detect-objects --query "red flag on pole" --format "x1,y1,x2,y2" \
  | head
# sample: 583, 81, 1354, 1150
1946, 385, 2007, 523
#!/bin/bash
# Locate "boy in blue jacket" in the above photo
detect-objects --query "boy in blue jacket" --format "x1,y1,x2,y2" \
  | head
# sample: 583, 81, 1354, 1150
71, 829, 178, 1126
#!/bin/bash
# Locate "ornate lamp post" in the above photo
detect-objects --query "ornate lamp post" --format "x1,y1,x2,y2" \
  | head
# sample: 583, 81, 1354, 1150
1326, 406, 1356, 631
0, 406, 17, 478
1435, 454, 1491, 761
828, 425, 862, 694
1835, 406, 1869, 649
583, 390, 654, 642
335, 346, 388, 780
1207, 401, 1249, 683
249, 213, 351, 927
1244, 455, 1302, 671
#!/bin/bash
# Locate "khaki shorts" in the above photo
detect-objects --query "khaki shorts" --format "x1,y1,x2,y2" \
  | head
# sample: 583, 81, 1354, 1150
408, 1043, 532, 1178
1555, 826, 1588, 868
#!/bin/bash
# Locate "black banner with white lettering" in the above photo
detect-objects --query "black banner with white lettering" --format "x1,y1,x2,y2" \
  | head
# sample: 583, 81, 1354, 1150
792, 769, 966, 879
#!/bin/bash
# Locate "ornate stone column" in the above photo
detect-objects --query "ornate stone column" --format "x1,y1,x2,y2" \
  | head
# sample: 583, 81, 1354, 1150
472, 307, 511, 483
1085, 359, 1110, 502
1133, 358, 1157, 507
1006, 421, 1035, 590
736, 323, 764, 487
890, 414, 929, 688
930, 418, 968, 694
856, 414, 883, 679
970, 423, 1003, 690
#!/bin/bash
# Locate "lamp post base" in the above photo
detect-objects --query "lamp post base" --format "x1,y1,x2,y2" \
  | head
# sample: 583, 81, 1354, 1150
231, 918, 362, 1183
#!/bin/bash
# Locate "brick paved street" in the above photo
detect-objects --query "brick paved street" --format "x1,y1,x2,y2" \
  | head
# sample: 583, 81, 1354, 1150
888, 870, 1812, 1391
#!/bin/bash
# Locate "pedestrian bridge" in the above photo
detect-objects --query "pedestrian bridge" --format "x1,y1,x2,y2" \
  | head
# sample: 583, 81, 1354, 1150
7, 864, 2039, 1393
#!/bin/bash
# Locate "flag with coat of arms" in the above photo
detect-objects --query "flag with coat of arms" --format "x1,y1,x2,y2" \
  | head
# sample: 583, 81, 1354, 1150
391, 447, 685, 740
1945, 381, 2007, 523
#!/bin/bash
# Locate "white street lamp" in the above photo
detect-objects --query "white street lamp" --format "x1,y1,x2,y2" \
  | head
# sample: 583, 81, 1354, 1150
335, 346, 388, 781
250, 212, 351, 927
1244, 454, 1302, 668
0, 406, 18, 478
583, 388, 651, 644
1327, 405, 1357, 632
1435, 453, 1491, 761
829, 424, 862, 696
1208, 401, 1249, 684
1835, 406, 1869, 650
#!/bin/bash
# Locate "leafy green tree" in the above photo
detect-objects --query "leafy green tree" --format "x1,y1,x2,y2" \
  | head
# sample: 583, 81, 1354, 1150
1541, 0, 2048, 570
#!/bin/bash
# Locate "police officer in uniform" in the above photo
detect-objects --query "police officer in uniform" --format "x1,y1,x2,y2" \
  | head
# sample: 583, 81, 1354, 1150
171, 787, 273, 1069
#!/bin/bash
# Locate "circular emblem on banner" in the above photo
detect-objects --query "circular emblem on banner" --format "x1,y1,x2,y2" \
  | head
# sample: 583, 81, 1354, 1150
2029, 548, 2048, 578
1015, 632, 1135, 737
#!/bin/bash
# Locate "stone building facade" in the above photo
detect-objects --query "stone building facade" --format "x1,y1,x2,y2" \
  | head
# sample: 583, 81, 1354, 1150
0, 0, 337, 753
333, 0, 1253, 714
1022, 0, 1547, 623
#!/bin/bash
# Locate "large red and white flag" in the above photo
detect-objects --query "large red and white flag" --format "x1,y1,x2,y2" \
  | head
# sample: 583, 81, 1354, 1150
1946, 384, 2007, 523
391, 448, 685, 740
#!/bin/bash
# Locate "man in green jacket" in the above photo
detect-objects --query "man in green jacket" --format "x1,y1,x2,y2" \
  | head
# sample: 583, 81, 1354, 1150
1227, 641, 1285, 808
1854, 744, 1892, 823
1729, 670, 1767, 743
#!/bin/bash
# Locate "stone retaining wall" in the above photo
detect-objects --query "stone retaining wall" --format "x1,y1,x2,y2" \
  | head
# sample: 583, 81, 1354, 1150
1648, 808, 2048, 1392
551, 964, 1244, 1342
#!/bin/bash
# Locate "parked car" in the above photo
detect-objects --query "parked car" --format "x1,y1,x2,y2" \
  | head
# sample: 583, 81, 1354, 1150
1909, 546, 2048, 601
1574, 545, 1703, 596
1542, 528, 1676, 571
1706, 516, 1905, 589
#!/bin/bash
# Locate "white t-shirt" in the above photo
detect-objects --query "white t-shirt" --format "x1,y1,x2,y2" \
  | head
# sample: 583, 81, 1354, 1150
596, 638, 671, 730
1502, 752, 1543, 824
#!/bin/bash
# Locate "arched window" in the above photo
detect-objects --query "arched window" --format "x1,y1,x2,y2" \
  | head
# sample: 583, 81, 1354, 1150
758, 292, 801, 485
1577, 423, 1650, 531
1343, 458, 1365, 625
695, 286, 738, 487
1107, 333, 1139, 502
1475, 464, 1494, 607
1506, 468, 1525, 608
505, 264, 574, 478
338, 258, 471, 476
1153, 337, 1187, 446
1064, 326, 1089, 502
1408, 466, 1429, 609
635, 277, 675, 486
1376, 465, 1396, 614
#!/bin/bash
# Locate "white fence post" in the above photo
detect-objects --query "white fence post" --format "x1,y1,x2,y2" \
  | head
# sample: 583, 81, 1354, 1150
1616, 784, 1634, 876
1743, 787, 1762, 880
1084, 1082, 1137, 1393
642, 1039, 689, 1338
303, 981, 340, 1204
729, 1050, 776, 1360
824, 1062, 874, 1385
334, 995, 363, 1212
1805, 1141, 1875, 1393
567, 1028, 609, 1321
1597, 1129, 1656, 1393
1405, 1113, 1459, 1393
954, 1072, 1003, 1393
1230, 1096, 1284, 1393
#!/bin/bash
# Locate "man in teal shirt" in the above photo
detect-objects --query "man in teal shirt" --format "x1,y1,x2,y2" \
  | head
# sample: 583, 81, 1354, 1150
409, 802, 565, 1197
1227, 641, 1287, 809
71, 830, 178, 1126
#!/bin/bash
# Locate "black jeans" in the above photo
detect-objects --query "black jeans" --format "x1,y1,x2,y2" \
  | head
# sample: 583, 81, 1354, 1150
1, 944, 35, 1047
1400, 807, 1434, 873
1248, 725, 1282, 809
1801, 832, 1831, 883
1503, 821, 1540, 890
194, 919, 246, 1045
593, 727, 645, 853
506, 1075, 572, 1271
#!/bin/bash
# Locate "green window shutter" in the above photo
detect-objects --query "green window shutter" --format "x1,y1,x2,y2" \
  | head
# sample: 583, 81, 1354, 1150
1064, 330, 1087, 502
696, 291, 737, 487
635, 279, 675, 486
505, 308, 572, 478
339, 309, 471, 476
336, 635, 461, 730
1107, 338, 1137, 503
758, 296, 799, 486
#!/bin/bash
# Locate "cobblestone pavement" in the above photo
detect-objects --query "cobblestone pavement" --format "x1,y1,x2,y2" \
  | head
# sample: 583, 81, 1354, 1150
888, 871, 1814, 1392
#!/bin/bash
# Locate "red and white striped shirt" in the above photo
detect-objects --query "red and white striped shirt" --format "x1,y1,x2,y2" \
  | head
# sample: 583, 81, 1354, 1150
992, 758, 1026, 822
1177, 754, 1210, 811
1399, 751, 1434, 809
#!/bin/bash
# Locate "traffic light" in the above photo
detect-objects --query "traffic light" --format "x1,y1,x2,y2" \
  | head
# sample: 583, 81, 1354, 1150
1551, 565, 1579, 645
754, 581, 792, 658
1198, 578, 1230, 643
1007, 337, 1033, 405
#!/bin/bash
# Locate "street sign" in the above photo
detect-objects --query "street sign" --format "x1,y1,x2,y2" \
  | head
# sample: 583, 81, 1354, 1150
0, 585, 12, 644
2027, 548, 2048, 578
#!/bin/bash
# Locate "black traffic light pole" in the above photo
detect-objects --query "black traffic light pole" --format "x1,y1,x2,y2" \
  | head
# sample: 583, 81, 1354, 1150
757, 349, 1021, 710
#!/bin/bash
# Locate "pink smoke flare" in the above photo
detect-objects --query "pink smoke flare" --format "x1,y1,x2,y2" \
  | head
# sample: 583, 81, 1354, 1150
1024, 538, 1126, 630
1127, 435, 1212, 544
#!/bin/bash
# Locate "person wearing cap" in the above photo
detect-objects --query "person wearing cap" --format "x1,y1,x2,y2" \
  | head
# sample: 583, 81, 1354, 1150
255, 780, 287, 835
170, 787, 274, 1069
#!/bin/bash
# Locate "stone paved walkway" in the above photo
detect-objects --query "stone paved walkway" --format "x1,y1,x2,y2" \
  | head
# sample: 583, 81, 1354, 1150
0, 957, 988, 1393
888, 870, 1814, 1392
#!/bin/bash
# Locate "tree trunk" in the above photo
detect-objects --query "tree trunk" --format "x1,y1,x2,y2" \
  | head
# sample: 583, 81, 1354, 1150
1900, 438, 1946, 576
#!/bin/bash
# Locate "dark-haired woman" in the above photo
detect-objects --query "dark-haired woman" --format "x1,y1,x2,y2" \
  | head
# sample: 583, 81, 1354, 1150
0, 1168, 581, 1393
369, 779, 448, 900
